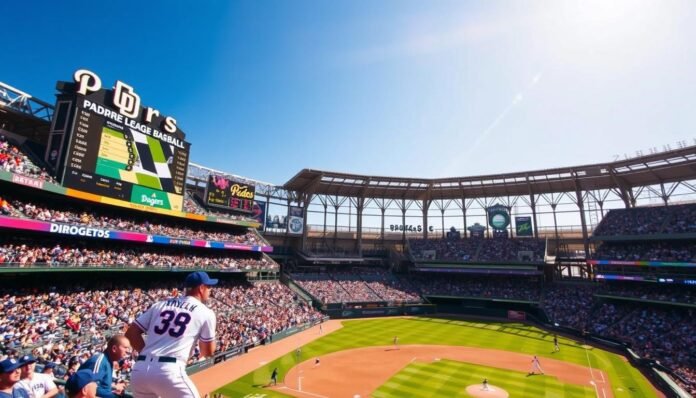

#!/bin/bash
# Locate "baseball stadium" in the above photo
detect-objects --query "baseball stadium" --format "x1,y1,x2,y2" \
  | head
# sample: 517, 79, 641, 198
0, 67, 694, 398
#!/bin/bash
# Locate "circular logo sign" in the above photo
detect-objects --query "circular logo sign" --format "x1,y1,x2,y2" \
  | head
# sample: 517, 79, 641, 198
289, 218, 303, 233
491, 214, 507, 229
487, 205, 510, 231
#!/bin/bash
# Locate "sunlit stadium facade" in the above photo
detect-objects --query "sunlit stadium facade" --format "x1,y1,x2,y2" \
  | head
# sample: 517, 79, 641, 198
187, 146, 696, 279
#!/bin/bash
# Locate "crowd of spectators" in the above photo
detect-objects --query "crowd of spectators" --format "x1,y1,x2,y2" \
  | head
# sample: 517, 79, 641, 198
542, 282, 695, 395
593, 204, 696, 236
0, 279, 322, 387
359, 269, 421, 302
294, 270, 544, 303
0, 135, 56, 183
666, 204, 696, 234
477, 239, 546, 262
211, 282, 322, 351
1, 194, 268, 247
292, 269, 421, 304
409, 238, 545, 263
0, 241, 277, 270
409, 238, 480, 261
294, 278, 355, 303
414, 274, 542, 301
601, 282, 695, 304
593, 241, 696, 262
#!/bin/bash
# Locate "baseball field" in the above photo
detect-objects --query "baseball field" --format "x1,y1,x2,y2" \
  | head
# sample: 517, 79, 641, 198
207, 317, 661, 398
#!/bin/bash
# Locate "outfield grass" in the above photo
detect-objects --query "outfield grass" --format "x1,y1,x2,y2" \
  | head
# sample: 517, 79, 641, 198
373, 359, 595, 398
215, 317, 658, 397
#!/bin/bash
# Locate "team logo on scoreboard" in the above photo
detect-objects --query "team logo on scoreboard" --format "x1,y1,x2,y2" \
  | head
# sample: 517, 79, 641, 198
73, 69, 177, 133
230, 184, 255, 200
112, 81, 140, 119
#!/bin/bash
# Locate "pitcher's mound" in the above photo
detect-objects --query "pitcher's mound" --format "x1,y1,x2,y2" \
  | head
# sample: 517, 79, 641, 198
465, 384, 509, 398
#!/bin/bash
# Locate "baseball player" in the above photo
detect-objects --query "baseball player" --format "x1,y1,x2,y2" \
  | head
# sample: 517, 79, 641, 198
482, 378, 489, 391
125, 271, 218, 398
553, 335, 560, 352
14, 355, 59, 398
393, 336, 399, 349
530, 356, 544, 375
270, 368, 278, 386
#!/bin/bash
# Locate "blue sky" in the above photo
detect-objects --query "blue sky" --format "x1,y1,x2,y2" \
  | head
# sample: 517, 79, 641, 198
2, 0, 696, 185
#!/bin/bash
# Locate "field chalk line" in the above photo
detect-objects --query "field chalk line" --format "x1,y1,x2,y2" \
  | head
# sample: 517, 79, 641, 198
280, 386, 328, 398
585, 347, 601, 398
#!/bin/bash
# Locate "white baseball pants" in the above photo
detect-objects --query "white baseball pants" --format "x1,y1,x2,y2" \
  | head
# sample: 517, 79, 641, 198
131, 359, 200, 398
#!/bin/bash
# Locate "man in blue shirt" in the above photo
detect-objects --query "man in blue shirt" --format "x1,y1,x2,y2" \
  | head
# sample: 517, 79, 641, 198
0, 357, 28, 398
78, 336, 130, 398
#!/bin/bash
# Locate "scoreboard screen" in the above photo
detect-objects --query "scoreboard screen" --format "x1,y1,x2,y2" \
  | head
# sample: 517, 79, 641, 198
205, 175, 255, 213
57, 71, 190, 212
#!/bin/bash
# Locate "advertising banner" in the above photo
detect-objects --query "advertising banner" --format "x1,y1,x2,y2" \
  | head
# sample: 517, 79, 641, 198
0, 216, 272, 252
252, 200, 266, 231
515, 216, 533, 237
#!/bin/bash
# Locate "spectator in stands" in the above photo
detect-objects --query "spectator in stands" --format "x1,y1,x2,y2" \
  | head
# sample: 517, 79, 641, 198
14, 354, 59, 398
0, 240, 277, 271
0, 357, 24, 398
66, 369, 99, 398
0, 135, 56, 183
77, 336, 129, 398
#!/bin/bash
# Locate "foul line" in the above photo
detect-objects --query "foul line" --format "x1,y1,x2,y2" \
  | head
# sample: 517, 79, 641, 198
584, 347, 607, 398
279, 386, 329, 398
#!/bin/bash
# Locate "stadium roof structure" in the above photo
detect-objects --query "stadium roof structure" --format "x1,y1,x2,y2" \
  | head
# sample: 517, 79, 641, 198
0, 81, 53, 142
284, 145, 696, 200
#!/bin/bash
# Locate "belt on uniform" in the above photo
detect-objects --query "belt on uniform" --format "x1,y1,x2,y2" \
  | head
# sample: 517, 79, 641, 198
136, 355, 177, 363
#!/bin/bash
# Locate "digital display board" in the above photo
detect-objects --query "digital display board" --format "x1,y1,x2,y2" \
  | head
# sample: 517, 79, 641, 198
204, 175, 255, 213
58, 70, 190, 211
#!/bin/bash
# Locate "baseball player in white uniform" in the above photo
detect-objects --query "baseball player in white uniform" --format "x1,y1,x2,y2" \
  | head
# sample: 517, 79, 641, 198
125, 271, 218, 398
530, 355, 544, 375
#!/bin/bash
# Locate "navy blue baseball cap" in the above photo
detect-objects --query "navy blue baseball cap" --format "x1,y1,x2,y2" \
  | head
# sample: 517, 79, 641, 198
18, 354, 36, 366
66, 369, 99, 392
185, 271, 218, 287
0, 358, 21, 373
43, 362, 56, 369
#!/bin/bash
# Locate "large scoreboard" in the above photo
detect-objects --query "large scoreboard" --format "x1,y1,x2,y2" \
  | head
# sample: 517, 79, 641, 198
204, 175, 255, 213
49, 70, 190, 212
